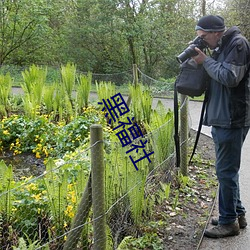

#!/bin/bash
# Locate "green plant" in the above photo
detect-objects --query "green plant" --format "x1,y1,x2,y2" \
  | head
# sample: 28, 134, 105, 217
105, 132, 150, 240
145, 100, 174, 165
60, 62, 76, 102
43, 84, 56, 114
127, 159, 148, 225
12, 176, 49, 241
21, 65, 47, 118
172, 190, 180, 210
43, 159, 69, 224
0, 161, 15, 222
117, 233, 163, 250
0, 73, 12, 117
157, 182, 171, 204
178, 173, 191, 189
0, 108, 102, 158
13, 233, 49, 250
96, 81, 116, 102
76, 72, 92, 111
129, 83, 153, 124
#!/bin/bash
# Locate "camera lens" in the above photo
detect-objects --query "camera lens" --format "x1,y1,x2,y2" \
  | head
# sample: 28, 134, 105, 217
176, 45, 198, 63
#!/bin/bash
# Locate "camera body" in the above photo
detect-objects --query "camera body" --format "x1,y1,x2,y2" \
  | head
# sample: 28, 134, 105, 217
176, 36, 208, 64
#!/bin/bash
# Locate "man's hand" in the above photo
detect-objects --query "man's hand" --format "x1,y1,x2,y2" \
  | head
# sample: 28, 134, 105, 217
192, 47, 207, 64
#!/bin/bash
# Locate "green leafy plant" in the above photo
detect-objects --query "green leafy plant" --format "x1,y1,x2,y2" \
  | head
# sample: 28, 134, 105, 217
145, 100, 174, 165
178, 173, 191, 189
60, 62, 76, 102
12, 176, 48, 241
129, 83, 153, 124
157, 182, 171, 204
13, 236, 44, 250
117, 233, 163, 250
0, 161, 15, 222
0, 107, 102, 158
43, 84, 56, 114
96, 81, 116, 102
76, 72, 92, 111
21, 65, 47, 118
0, 73, 12, 117
172, 190, 180, 210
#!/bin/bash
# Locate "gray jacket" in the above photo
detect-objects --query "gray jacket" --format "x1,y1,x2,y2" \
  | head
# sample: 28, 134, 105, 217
203, 26, 250, 128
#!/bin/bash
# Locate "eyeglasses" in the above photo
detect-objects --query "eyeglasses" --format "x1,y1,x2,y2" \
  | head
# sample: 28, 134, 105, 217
198, 32, 214, 40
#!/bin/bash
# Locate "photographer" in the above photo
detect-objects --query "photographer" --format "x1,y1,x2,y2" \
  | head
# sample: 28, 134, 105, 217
192, 15, 250, 238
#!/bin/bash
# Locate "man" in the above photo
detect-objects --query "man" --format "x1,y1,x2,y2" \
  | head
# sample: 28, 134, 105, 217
192, 15, 250, 238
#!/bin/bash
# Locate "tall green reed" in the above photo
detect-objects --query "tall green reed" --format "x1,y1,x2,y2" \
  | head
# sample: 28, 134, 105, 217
51, 82, 74, 122
96, 81, 116, 101
43, 159, 68, 232
129, 83, 152, 124
105, 134, 149, 226
0, 73, 12, 117
0, 161, 14, 222
76, 72, 92, 113
145, 100, 174, 165
21, 65, 47, 118
61, 63, 76, 103
43, 84, 56, 114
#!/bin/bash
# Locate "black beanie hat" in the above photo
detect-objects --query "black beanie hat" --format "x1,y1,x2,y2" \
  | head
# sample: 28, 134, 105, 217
195, 15, 225, 32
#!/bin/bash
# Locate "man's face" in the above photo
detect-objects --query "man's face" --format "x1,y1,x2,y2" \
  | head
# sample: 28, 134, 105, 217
196, 30, 222, 49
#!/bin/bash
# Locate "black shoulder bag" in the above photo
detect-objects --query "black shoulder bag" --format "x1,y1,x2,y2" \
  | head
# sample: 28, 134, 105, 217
175, 58, 208, 97
174, 58, 210, 168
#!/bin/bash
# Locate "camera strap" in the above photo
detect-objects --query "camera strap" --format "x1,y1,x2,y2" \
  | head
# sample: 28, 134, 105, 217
189, 91, 208, 164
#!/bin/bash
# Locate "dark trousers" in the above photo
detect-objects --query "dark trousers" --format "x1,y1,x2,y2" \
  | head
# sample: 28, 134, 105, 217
211, 126, 249, 225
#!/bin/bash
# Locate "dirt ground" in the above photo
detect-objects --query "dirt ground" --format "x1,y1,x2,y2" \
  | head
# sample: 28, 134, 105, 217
159, 130, 217, 250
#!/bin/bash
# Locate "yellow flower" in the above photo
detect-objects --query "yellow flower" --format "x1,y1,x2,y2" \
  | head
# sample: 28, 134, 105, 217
3, 130, 9, 135
32, 193, 42, 201
65, 205, 74, 218
71, 195, 76, 204
26, 183, 37, 191
36, 152, 41, 159
14, 149, 21, 155
12, 207, 17, 212
43, 147, 49, 157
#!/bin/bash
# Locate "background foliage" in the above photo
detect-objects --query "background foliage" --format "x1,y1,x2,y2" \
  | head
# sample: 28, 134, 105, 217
1, 0, 249, 80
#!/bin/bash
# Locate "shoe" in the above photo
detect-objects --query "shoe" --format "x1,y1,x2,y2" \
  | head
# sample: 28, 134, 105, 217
204, 222, 240, 238
211, 214, 247, 229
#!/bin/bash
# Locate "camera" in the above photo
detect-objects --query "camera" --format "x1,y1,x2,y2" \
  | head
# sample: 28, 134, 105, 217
176, 36, 208, 64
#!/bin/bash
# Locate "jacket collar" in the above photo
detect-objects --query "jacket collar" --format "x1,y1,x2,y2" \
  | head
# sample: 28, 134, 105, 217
212, 26, 241, 58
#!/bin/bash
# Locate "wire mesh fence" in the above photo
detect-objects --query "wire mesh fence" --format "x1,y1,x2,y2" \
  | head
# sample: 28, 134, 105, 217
0, 65, 191, 249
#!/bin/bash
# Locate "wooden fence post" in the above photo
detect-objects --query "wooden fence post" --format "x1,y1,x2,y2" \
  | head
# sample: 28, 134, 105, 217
91, 124, 106, 250
133, 64, 138, 85
127, 64, 138, 107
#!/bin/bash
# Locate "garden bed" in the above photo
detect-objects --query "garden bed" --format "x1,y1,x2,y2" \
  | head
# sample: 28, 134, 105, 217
0, 130, 217, 250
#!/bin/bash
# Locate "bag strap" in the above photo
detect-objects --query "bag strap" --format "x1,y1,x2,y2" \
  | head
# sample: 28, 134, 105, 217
188, 91, 208, 164
174, 80, 180, 168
